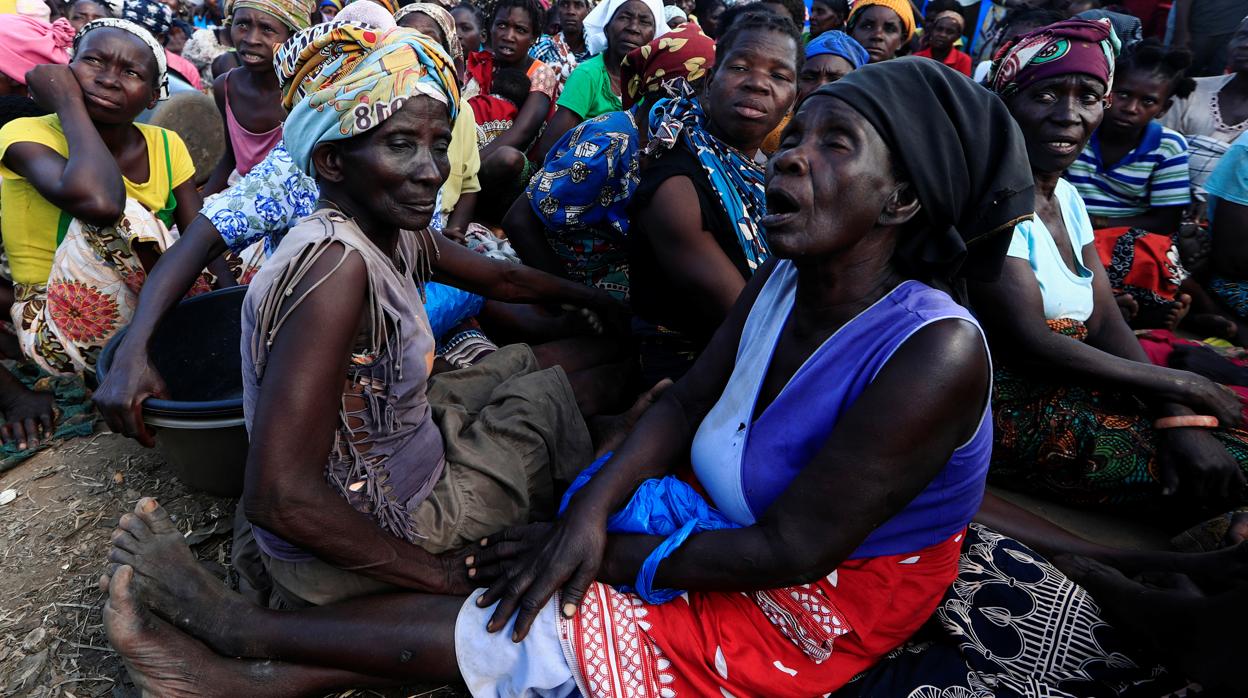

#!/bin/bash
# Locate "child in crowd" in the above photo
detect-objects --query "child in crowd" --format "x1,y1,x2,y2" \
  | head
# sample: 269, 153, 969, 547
470, 66, 531, 147
915, 2, 971, 76
202, 0, 313, 195
0, 21, 210, 383
1067, 39, 1194, 235
66, 0, 111, 31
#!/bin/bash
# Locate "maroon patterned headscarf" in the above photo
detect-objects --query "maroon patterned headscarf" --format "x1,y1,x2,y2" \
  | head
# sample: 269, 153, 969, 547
988, 18, 1120, 100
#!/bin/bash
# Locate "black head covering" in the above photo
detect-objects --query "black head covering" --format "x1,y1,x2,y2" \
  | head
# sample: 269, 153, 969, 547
808, 57, 1034, 289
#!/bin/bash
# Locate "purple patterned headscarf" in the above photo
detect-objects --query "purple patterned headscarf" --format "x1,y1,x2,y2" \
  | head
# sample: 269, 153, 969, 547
988, 18, 1120, 100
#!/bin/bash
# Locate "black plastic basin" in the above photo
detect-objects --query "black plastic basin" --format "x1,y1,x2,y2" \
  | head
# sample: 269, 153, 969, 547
97, 285, 249, 496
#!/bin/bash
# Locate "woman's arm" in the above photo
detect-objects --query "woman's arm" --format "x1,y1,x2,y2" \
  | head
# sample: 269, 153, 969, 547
200, 73, 235, 197
969, 253, 1232, 419
599, 319, 991, 591
532, 106, 583, 166
441, 191, 478, 244
639, 176, 748, 323
480, 89, 552, 156
243, 244, 468, 593
431, 228, 618, 314
500, 196, 570, 278
5, 65, 125, 225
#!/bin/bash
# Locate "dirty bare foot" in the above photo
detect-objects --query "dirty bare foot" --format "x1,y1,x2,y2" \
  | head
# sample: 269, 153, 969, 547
104, 498, 252, 658
1164, 293, 1192, 331
105, 565, 235, 697
590, 379, 673, 457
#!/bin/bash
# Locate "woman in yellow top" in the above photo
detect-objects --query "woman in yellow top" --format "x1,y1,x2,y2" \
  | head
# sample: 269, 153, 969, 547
0, 19, 208, 377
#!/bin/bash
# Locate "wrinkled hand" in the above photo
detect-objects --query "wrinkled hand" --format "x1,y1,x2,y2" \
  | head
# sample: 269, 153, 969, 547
475, 510, 607, 642
24, 64, 84, 114
1171, 373, 1244, 429
464, 522, 553, 584
1158, 428, 1247, 501
0, 388, 55, 450
95, 348, 169, 448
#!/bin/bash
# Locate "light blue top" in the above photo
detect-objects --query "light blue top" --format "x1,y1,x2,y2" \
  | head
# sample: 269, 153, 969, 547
1006, 178, 1096, 323
1207, 130, 1248, 222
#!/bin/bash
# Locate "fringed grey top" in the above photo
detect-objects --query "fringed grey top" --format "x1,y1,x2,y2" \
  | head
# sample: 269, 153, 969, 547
241, 209, 446, 562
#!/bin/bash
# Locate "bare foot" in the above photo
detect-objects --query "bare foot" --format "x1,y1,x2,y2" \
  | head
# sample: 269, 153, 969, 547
590, 379, 673, 457
104, 498, 252, 658
1114, 292, 1139, 322
1165, 293, 1192, 331
104, 565, 232, 697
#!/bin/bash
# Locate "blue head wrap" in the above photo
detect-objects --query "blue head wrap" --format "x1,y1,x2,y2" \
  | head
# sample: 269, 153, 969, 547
805, 30, 869, 69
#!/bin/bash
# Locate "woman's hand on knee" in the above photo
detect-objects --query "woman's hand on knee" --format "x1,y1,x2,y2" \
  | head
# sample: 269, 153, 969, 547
475, 511, 608, 642
1158, 428, 1248, 501
465, 522, 553, 583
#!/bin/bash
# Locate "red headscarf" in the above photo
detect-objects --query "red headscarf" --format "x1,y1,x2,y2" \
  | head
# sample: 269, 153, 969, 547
620, 21, 715, 110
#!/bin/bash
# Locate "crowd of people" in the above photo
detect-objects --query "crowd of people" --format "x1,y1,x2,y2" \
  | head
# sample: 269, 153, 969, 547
1, 0, 1248, 693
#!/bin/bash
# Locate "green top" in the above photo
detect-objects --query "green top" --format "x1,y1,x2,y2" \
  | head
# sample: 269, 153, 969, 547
556, 54, 622, 120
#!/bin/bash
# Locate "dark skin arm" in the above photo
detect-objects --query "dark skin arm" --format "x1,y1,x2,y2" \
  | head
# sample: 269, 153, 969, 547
639, 176, 748, 325
96, 216, 623, 446
429, 227, 621, 315
1211, 197, 1248, 280
201, 72, 236, 197
597, 319, 990, 592
970, 248, 1245, 500
95, 216, 228, 447
243, 243, 470, 594
479, 88, 551, 155
6, 65, 125, 226
441, 191, 478, 244
500, 196, 572, 279
1172, 0, 1192, 48
1090, 206, 1184, 235
531, 106, 583, 166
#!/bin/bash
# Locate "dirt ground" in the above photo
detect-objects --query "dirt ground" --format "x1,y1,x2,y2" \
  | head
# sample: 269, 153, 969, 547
0, 430, 467, 698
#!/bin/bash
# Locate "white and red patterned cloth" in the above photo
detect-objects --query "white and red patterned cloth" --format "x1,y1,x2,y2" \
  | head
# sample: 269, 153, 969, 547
456, 530, 965, 697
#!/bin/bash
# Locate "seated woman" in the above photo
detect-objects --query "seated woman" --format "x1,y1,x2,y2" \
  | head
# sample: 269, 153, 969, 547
914, 8, 971, 76
202, 0, 312, 196
506, 21, 716, 301
0, 20, 215, 380
463, 0, 559, 212
531, 0, 664, 163
974, 19, 1248, 514
762, 27, 868, 156
846, 0, 913, 64
628, 11, 798, 382
98, 57, 1033, 698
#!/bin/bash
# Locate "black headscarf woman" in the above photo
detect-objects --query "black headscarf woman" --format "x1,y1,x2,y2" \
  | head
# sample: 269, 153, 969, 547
804, 56, 1035, 293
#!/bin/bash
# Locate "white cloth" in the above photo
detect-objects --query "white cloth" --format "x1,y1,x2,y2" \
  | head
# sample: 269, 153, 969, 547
582, 0, 667, 55
455, 589, 578, 698
1005, 178, 1097, 323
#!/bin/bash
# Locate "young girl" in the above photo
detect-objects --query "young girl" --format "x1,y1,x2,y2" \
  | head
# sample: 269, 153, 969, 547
0, 20, 203, 377
202, 0, 313, 195
452, 3, 485, 54
463, 0, 557, 210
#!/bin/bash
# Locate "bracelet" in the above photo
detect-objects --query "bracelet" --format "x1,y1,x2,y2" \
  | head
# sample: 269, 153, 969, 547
1153, 415, 1219, 430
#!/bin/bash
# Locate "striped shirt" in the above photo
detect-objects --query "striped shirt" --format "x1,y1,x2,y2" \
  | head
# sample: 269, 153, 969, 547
1066, 121, 1192, 218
